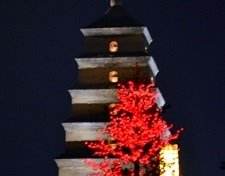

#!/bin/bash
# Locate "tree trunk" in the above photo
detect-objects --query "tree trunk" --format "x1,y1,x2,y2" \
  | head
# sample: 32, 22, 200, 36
134, 162, 139, 176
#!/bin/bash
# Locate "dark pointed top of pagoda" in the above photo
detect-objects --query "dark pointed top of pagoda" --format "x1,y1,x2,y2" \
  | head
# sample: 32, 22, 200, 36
84, 0, 142, 28
110, 0, 123, 7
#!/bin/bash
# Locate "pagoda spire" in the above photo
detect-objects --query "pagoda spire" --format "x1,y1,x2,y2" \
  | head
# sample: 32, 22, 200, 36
110, 0, 123, 7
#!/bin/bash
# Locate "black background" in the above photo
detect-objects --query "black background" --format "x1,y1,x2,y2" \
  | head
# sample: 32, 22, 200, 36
0, 0, 225, 175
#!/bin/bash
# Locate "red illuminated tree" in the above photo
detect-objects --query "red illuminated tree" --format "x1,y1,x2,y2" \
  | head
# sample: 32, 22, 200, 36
84, 81, 182, 176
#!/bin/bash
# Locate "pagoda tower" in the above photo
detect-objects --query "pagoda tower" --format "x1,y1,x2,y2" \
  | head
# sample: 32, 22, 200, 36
55, 1, 179, 176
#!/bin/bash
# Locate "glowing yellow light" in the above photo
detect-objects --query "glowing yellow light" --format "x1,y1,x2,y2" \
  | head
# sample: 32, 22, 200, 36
109, 71, 118, 83
160, 144, 180, 176
108, 136, 117, 149
145, 46, 148, 53
109, 41, 118, 53
108, 103, 116, 110
108, 103, 118, 115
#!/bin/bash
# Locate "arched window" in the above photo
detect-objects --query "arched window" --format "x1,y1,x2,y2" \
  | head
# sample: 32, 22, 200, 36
109, 71, 118, 83
108, 103, 117, 115
108, 103, 116, 110
109, 41, 118, 53
108, 136, 117, 149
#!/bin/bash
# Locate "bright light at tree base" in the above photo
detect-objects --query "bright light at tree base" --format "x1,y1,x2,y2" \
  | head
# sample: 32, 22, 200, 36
160, 144, 180, 176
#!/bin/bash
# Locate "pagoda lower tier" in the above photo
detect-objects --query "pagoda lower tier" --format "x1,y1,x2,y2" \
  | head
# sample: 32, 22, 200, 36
56, 158, 132, 176
56, 87, 165, 176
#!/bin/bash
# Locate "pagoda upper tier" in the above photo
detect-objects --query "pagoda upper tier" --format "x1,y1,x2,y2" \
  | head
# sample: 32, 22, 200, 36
80, 3, 152, 57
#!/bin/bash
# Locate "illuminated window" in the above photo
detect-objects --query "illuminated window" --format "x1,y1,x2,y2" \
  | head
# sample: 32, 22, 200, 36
160, 144, 180, 176
109, 71, 118, 83
108, 103, 118, 115
109, 41, 118, 53
108, 103, 116, 110
108, 136, 117, 149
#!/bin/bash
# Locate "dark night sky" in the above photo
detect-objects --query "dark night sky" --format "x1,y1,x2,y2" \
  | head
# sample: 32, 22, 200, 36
0, 0, 225, 176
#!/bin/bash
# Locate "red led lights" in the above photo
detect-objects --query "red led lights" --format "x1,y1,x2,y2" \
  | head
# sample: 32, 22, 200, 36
84, 81, 182, 176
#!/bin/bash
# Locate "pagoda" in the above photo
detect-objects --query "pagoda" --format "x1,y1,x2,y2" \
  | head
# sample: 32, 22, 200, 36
55, 1, 179, 176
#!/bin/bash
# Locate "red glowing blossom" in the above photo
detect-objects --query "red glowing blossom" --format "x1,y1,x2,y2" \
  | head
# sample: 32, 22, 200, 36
84, 81, 183, 176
